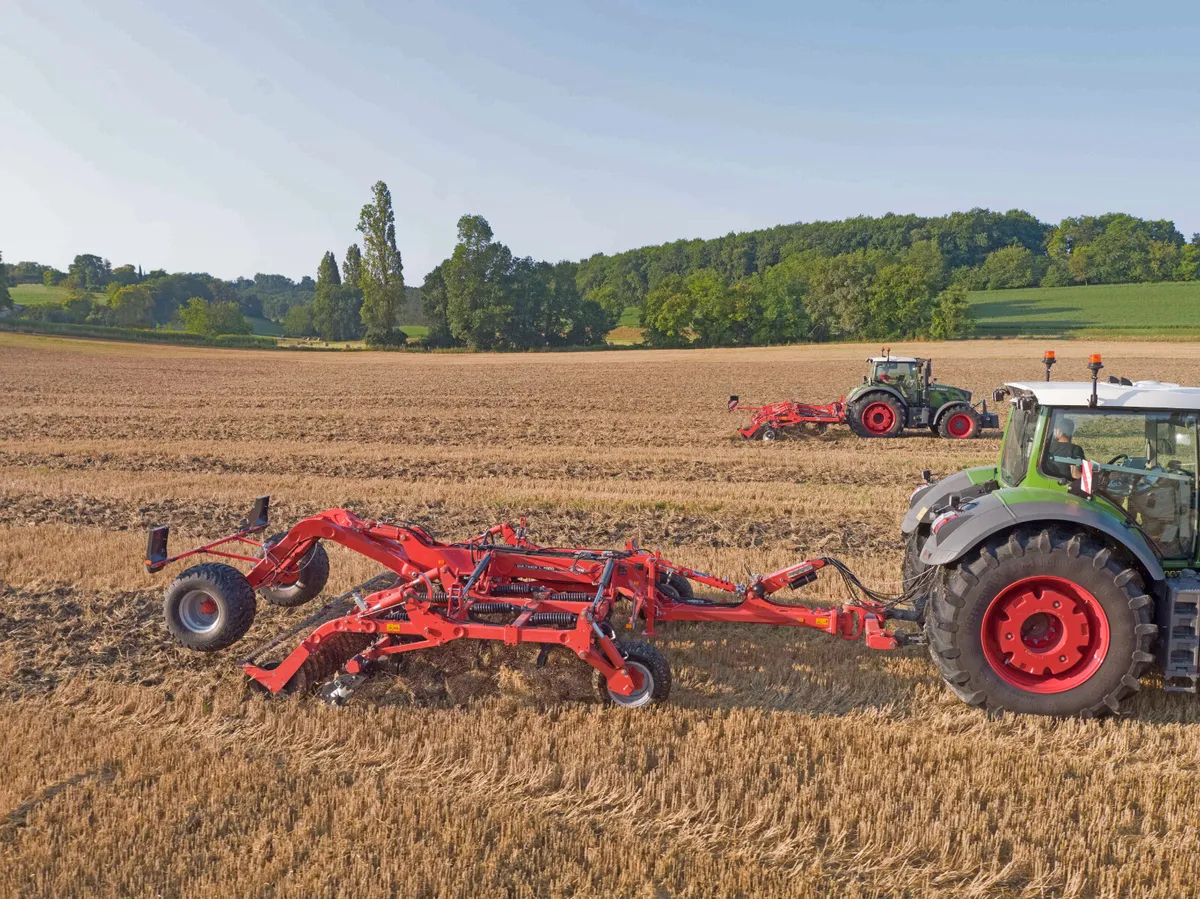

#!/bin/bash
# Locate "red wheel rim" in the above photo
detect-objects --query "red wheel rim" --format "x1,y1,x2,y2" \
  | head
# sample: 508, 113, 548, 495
981, 576, 1110, 694
861, 401, 896, 435
946, 412, 973, 438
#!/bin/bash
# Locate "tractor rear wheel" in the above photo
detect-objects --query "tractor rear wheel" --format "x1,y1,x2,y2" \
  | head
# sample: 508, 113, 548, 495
164, 562, 257, 652
926, 528, 1154, 717
849, 393, 904, 438
594, 640, 671, 708
902, 531, 930, 601
257, 533, 330, 607
938, 406, 980, 440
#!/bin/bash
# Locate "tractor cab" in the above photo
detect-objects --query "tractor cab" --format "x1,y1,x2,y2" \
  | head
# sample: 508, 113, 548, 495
998, 382, 1200, 562
867, 356, 927, 404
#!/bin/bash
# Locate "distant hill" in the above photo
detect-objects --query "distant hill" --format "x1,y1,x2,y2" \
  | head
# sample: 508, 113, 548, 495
968, 281, 1200, 339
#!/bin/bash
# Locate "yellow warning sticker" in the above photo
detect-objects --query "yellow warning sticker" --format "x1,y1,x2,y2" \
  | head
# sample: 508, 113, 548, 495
385, 622, 404, 633
814, 617, 830, 627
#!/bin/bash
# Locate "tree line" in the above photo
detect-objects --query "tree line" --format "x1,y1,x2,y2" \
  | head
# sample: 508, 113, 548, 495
5, 204, 1198, 350
575, 209, 1200, 347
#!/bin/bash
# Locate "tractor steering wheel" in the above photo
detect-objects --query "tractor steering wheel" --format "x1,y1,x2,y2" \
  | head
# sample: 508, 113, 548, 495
1107, 453, 1129, 466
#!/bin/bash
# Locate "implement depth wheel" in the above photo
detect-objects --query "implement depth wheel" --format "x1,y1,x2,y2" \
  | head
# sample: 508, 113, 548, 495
926, 529, 1154, 717
849, 393, 904, 438
595, 640, 671, 708
257, 533, 330, 607
938, 407, 980, 440
164, 562, 257, 652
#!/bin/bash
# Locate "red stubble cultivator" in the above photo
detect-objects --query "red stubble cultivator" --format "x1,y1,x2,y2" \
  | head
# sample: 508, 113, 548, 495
146, 496, 901, 708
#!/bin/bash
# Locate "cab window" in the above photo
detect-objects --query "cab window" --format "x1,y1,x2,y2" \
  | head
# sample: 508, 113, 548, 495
1041, 409, 1198, 560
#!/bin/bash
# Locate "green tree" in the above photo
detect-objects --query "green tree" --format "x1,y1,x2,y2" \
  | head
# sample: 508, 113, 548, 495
109, 264, 140, 288
978, 245, 1037, 289
311, 251, 342, 341
1175, 245, 1200, 281
68, 254, 112, 290
929, 284, 975, 339
42, 268, 65, 287
0, 252, 11, 310
108, 284, 154, 327
356, 181, 407, 347
343, 244, 363, 287
443, 215, 514, 350
421, 263, 454, 347
178, 297, 250, 336
641, 274, 696, 347
283, 304, 316, 338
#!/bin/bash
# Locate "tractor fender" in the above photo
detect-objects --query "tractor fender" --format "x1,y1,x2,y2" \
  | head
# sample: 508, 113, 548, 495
931, 399, 972, 426
920, 495, 1166, 583
848, 383, 907, 408
901, 466, 996, 536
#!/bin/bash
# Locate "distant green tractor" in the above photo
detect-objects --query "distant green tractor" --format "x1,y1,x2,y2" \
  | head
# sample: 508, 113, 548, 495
904, 354, 1200, 717
731, 351, 998, 440
846, 354, 998, 439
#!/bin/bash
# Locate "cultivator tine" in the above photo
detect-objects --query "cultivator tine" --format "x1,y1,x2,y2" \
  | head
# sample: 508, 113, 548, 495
145, 526, 169, 573
247, 495, 270, 532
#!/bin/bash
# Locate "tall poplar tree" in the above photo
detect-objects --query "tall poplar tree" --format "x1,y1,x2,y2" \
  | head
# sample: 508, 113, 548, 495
356, 183, 406, 346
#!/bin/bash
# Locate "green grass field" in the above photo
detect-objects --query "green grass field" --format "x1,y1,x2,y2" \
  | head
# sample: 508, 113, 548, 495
969, 281, 1200, 338
247, 316, 283, 337
9, 284, 81, 306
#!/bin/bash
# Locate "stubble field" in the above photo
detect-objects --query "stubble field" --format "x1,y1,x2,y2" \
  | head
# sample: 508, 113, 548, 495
3, 334, 1200, 898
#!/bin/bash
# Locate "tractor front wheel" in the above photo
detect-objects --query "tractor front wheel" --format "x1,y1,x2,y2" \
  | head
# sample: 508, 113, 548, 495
164, 563, 257, 652
595, 640, 672, 708
257, 533, 330, 607
938, 406, 980, 440
849, 393, 904, 438
926, 529, 1154, 717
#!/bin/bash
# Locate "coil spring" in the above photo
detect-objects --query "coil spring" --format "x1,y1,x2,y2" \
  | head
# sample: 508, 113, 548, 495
548, 591, 593, 602
493, 584, 537, 595
469, 602, 522, 616
526, 611, 578, 628
381, 608, 410, 621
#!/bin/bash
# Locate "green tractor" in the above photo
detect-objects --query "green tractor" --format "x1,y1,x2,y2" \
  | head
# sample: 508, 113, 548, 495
731, 351, 997, 440
904, 353, 1200, 717
846, 352, 998, 439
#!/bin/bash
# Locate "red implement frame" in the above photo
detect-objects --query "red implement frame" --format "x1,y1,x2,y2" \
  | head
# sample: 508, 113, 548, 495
146, 499, 899, 702
728, 396, 846, 440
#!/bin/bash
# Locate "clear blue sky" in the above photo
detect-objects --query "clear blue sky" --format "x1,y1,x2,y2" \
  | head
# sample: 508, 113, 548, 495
2, 0, 1198, 283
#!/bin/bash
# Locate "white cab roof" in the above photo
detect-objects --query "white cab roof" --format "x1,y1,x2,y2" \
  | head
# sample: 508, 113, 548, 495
868, 356, 920, 364
1006, 380, 1200, 411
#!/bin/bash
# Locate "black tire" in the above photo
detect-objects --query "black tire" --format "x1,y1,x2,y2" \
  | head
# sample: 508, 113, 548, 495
594, 640, 672, 708
926, 528, 1155, 717
257, 533, 330, 607
902, 530, 930, 601
164, 562, 257, 652
760, 426, 779, 442
848, 392, 905, 438
937, 405, 981, 440
665, 573, 694, 601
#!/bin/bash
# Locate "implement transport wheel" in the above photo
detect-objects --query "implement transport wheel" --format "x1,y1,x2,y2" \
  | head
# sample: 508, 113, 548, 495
760, 426, 780, 441
595, 640, 671, 708
849, 393, 904, 438
257, 533, 330, 607
665, 573, 695, 601
926, 528, 1154, 717
164, 563, 257, 652
938, 406, 980, 440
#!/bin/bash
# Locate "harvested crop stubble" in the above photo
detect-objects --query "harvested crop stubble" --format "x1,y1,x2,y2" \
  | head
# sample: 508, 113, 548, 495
2, 333, 1200, 897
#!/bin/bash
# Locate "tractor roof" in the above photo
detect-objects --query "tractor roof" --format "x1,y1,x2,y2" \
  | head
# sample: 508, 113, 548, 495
867, 356, 920, 364
1006, 380, 1200, 411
